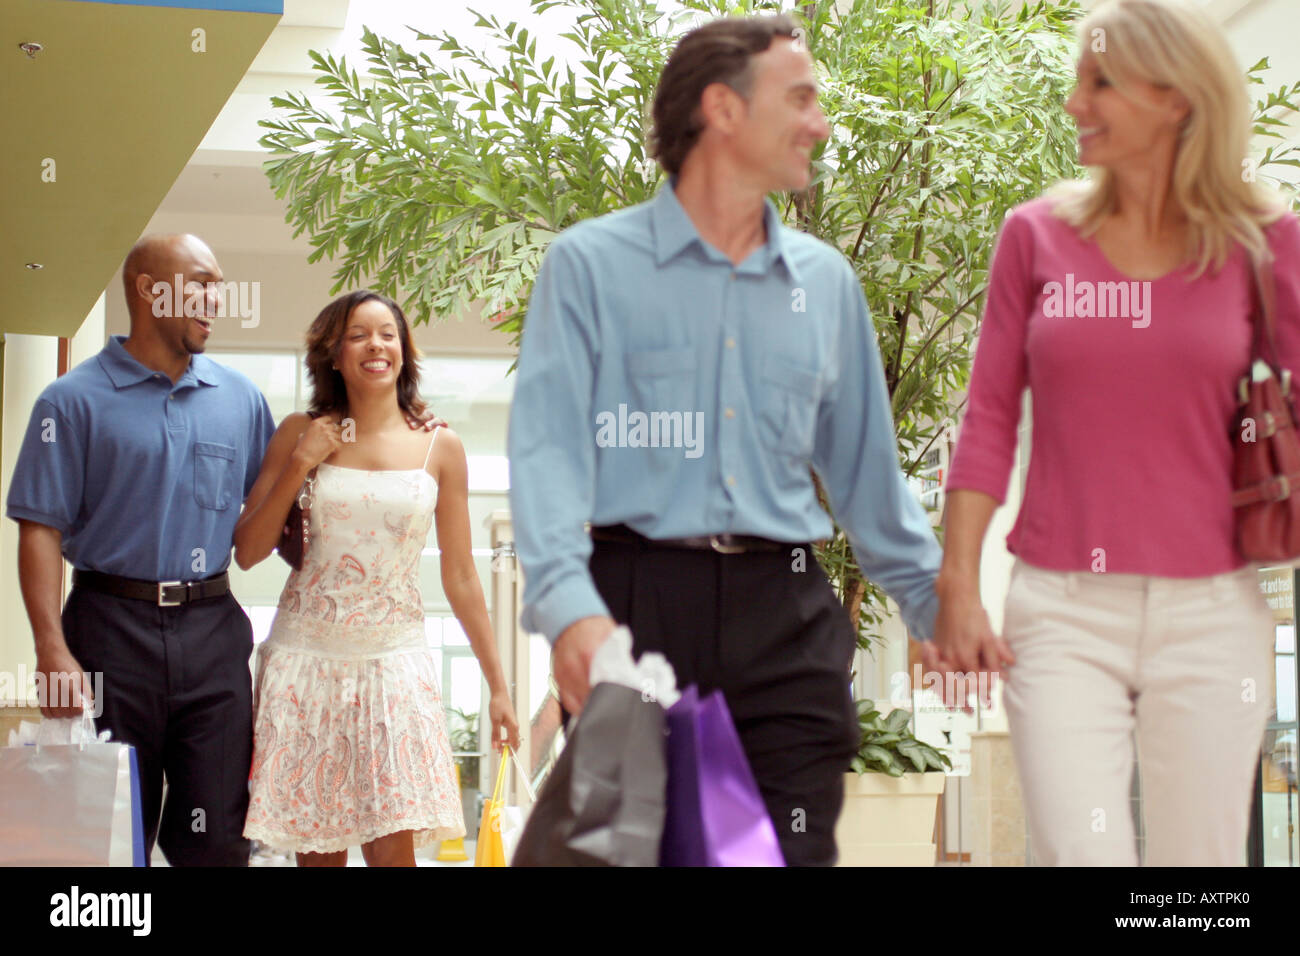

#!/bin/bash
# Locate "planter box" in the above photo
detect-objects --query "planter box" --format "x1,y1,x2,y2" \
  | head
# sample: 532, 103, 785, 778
834, 771, 946, 867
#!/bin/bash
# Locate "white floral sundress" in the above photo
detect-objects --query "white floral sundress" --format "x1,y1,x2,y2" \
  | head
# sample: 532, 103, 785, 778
243, 429, 464, 853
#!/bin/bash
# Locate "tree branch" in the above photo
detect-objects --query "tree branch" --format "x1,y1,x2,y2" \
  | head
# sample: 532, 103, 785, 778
893, 285, 984, 389
904, 396, 967, 479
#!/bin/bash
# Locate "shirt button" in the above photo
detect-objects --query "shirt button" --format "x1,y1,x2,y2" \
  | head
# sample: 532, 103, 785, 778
168, 395, 174, 401
724, 408, 735, 419
726, 475, 737, 487
726, 338, 736, 349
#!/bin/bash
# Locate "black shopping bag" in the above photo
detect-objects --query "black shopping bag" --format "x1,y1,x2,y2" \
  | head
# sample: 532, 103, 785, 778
512, 681, 667, 866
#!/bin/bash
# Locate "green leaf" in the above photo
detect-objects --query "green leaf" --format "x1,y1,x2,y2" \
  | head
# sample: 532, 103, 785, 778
884, 708, 911, 734
896, 741, 928, 772
862, 745, 894, 768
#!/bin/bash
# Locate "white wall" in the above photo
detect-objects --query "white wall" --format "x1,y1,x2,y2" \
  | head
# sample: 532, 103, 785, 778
0, 296, 105, 698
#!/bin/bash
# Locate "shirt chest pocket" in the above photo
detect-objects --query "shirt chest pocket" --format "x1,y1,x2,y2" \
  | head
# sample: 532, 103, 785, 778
194, 441, 237, 511
627, 347, 697, 413
756, 355, 820, 460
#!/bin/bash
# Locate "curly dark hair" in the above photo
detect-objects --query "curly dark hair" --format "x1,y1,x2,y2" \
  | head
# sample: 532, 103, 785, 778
303, 289, 428, 421
648, 14, 801, 177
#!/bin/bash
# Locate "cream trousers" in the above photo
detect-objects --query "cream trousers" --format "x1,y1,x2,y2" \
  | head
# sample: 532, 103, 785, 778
1001, 559, 1275, 866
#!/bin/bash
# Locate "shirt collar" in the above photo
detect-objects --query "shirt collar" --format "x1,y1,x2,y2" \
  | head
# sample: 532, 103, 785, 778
651, 177, 802, 283
98, 335, 219, 389
189, 354, 220, 387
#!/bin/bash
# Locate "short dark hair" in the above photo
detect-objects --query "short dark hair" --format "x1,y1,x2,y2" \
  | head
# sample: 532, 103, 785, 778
648, 14, 800, 177
304, 290, 428, 421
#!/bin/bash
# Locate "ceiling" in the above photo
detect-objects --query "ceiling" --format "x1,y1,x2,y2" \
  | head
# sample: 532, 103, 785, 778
1, 0, 282, 337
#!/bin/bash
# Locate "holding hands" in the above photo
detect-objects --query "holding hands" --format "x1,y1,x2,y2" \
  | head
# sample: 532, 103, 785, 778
927, 579, 1015, 714
926, 489, 1014, 713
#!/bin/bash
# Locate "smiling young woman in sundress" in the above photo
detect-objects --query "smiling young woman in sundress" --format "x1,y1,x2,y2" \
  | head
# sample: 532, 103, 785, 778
232, 289, 520, 866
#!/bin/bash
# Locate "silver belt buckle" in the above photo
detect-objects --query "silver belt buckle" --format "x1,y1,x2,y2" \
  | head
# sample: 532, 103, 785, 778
157, 580, 184, 606
710, 535, 745, 555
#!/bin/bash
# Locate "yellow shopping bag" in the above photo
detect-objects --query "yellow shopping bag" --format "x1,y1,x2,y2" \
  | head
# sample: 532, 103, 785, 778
474, 745, 511, 867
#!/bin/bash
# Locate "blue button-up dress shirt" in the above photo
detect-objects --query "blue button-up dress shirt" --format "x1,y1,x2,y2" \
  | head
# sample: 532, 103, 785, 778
508, 181, 942, 644
6, 335, 276, 581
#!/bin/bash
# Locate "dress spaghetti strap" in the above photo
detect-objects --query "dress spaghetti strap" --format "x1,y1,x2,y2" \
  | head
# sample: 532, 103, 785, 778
421, 423, 443, 473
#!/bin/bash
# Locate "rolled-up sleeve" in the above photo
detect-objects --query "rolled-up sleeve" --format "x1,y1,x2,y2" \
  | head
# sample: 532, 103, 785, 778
508, 237, 611, 645
5, 397, 85, 537
811, 261, 943, 640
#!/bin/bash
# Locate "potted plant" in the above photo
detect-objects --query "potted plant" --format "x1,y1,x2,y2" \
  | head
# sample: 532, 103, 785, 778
836, 699, 951, 867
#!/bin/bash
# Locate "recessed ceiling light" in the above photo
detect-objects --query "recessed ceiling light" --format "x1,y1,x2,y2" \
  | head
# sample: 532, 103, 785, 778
25, 263, 44, 270
19, 42, 43, 58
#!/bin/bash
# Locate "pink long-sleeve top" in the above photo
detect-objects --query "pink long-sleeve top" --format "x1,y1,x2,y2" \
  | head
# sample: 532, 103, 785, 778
946, 196, 1300, 576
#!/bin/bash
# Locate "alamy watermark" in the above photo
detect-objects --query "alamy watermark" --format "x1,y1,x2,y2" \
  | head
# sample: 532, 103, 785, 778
890, 663, 999, 709
1042, 274, 1151, 328
595, 404, 704, 459
1, 665, 103, 717
150, 274, 260, 328
50, 886, 150, 936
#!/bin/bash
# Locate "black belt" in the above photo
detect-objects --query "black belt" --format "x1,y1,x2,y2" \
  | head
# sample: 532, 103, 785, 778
73, 569, 231, 606
591, 523, 789, 554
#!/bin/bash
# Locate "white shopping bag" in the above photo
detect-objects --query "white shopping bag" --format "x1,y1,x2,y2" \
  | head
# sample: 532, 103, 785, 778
499, 806, 525, 865
0, 710, 145, 866
499, 746, 535, 866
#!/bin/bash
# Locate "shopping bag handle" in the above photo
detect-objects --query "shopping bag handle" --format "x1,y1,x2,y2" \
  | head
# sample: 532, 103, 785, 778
490, 743, 511, 805
510, 748, 537, 803
34, 701, 98, 752
487, 744, 539, 804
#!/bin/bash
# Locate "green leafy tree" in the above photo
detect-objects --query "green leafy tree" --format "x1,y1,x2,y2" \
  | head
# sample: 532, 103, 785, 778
259, 0, 1300, 653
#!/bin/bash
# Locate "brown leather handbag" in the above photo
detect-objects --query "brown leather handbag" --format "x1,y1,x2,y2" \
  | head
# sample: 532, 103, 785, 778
276, 470, 316, 571
1231, 255, 1300, 560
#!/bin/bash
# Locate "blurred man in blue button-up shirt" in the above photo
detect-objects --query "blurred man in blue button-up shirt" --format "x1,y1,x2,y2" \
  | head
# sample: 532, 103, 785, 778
508, 14, 944, 865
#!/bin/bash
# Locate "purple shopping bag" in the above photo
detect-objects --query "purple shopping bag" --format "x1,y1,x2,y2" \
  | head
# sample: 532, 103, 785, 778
660, 685, 784, 867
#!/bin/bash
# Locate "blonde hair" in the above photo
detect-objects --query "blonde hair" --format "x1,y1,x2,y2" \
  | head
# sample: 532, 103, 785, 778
1049, 0, 1286, 275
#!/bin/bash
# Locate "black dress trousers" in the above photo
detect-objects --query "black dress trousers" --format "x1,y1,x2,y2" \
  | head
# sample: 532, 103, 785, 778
61, 586, 254, 866
588, 536, 860, 866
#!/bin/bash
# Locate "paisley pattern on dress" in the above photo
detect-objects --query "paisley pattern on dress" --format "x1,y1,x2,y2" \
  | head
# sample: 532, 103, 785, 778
244, 442, 466, 854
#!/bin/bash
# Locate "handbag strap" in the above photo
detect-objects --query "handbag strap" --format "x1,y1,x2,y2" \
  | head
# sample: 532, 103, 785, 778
298, 410, 328, 512
1233, 470, 1300, 507
298, 468, 317, 510
1248, 253, 1282, 371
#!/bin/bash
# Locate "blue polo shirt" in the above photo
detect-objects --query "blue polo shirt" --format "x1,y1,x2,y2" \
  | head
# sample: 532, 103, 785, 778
6, 335, 276, 581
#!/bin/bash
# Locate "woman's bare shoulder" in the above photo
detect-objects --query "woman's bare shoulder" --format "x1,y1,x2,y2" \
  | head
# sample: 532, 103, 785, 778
429, 425, 466, 480
274, 411, 315, 440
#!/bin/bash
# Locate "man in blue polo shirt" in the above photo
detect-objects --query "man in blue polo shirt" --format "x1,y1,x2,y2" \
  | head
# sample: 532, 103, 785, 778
8, 234, 275, 866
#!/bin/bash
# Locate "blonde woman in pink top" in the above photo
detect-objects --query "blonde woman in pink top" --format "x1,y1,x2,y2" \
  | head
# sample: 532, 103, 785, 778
938, 0, 1300, 865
